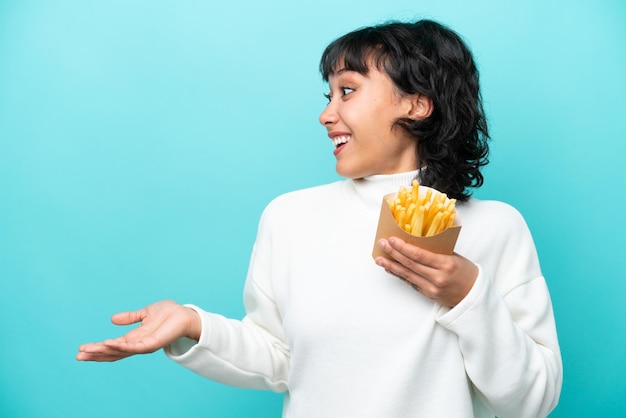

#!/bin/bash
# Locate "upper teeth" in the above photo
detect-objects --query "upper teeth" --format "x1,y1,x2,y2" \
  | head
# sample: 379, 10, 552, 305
332, 135, 351, 147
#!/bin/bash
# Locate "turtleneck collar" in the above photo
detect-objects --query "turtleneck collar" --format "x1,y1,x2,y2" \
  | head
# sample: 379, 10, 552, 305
347, 170, 420, 209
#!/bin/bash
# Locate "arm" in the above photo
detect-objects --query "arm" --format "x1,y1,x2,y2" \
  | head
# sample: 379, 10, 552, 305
76, 277, 289, 391
78, 205, 291, 392
76, 300, 202, 362
438, 267, 561, 417
164, 206, 290, 392
375, 208, 562, 417
164, 274, 290, 392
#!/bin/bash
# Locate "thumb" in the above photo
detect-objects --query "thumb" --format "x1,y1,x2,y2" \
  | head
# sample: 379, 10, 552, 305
111, 309, 146, 326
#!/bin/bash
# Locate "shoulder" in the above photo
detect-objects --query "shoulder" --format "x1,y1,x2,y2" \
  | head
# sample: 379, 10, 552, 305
457, 198, 530, 234
456, 198, 537, 259
455, 198, 542, 284
256, 181, 344, 227
263, 181, 343, 213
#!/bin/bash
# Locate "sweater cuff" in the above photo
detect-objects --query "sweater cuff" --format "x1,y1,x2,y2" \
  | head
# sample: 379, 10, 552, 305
164, 304, 209, 359
435, 263, 488, 327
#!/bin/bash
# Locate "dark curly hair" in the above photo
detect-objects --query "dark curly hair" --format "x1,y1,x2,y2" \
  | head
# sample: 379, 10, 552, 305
320, 19, 490, 201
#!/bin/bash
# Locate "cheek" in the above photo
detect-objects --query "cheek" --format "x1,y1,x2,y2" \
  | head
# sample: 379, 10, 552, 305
340, 106, 358, 125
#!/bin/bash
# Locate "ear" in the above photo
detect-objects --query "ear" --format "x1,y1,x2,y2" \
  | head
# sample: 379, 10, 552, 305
407, 94, 433, 120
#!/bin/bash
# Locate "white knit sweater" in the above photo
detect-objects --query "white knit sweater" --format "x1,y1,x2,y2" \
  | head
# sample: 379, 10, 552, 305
166, 171, 562, 418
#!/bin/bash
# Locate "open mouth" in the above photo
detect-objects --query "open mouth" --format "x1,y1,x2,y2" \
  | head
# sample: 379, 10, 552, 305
332, 135, 351, 149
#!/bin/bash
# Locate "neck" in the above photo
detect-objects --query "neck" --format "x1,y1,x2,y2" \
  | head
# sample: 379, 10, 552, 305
349, 170, 420, 208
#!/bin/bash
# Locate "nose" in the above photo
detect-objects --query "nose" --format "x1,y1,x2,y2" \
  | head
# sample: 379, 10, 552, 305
319, 101, 338, 127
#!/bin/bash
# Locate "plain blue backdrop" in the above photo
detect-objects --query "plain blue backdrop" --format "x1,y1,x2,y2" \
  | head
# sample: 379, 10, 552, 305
1, 0, 624, 416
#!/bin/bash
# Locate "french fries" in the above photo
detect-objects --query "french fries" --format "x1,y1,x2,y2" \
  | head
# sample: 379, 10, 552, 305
388, 180, 456, 237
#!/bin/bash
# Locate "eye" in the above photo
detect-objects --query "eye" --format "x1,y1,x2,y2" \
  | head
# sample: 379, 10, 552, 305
323, 86, 355, 103
341, 87, 355, 96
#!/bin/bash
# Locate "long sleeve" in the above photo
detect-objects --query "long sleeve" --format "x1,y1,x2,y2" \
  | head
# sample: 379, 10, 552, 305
164, 208, 290, 392
437, 201, 563, 417
162, 177, 562, 417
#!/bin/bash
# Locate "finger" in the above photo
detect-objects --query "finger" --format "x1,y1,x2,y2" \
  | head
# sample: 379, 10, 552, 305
78, 341, 107, 353
375, 255, 428, 291
102, 334, 161, 354
387, 237, 441, 268
79, 341, 125, 354
405, 280, 421, 293
377, 238, 438, 277
386, 268, 423, 292
76, 350, 131, 362
111, 309, 147, 326
77, 342, 135, 360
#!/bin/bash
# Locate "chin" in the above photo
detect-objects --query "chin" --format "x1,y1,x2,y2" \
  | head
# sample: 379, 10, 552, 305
336, 166, 366, 180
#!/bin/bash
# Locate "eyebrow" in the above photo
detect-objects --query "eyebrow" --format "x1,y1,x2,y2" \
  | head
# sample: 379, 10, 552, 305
333, 67, 355, 76
328, 67, 366, 82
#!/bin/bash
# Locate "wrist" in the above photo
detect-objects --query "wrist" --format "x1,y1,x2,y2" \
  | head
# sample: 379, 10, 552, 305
184, 306, 202, 342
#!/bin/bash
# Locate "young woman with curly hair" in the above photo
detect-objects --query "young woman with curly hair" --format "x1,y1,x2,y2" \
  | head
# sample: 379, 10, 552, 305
78, 19, 562, 418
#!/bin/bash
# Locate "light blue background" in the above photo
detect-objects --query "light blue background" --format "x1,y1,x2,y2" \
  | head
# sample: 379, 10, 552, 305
1, 0, 624, 416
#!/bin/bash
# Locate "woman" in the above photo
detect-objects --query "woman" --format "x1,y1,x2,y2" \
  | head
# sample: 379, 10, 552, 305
77, 19, 562, 417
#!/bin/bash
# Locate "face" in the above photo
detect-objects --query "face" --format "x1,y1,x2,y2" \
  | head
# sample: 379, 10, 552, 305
319, 64, 420, 179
